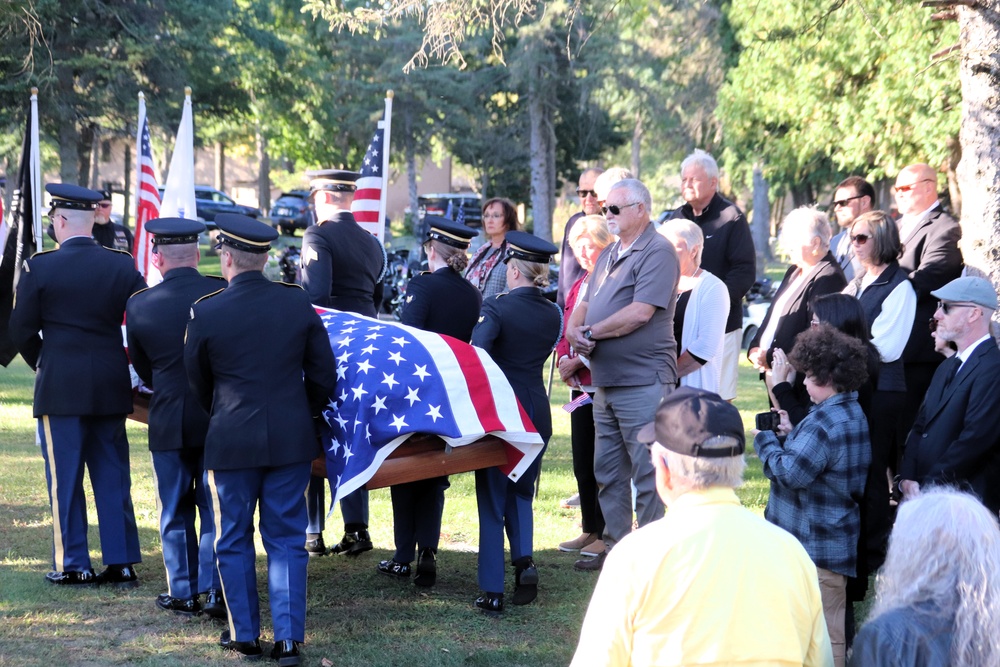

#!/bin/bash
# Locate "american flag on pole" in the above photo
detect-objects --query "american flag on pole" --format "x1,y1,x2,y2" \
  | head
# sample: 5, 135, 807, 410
134, 93, 160, 279
315, 306, 544, 502
351, 93, 392, 243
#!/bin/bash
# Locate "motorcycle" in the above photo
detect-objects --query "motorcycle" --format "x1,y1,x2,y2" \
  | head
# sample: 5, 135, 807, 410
382, 249, 414, 321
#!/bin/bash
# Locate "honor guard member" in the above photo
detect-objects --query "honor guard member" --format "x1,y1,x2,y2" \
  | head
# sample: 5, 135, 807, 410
299, 168, 386, 558
126, 218, 225, 617
9, 183, 146, 587
471, 231, 562, 613
378, 216, 482, 586
184, 214, 337, 664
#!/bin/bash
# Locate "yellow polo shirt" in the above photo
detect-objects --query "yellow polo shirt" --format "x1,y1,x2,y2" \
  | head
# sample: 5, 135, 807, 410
571, 487, 833, 667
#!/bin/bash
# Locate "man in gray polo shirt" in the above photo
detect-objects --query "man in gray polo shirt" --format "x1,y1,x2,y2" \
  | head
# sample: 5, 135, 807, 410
566, 178, 680, 571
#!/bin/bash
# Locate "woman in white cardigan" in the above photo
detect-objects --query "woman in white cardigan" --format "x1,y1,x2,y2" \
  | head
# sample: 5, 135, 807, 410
660, 220, 730, 394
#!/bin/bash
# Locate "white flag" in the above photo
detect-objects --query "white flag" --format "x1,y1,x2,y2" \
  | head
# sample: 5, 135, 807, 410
160, 87, 197, 222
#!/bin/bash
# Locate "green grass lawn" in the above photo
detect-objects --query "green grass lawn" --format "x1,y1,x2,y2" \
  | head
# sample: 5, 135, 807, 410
0, 247, 785, 666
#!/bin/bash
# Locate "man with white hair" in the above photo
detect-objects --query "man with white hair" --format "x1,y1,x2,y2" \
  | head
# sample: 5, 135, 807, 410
571, 387, 833, 667
899, 276, 1000, 514
566, 178, 679, 571
669, 150, 756, 401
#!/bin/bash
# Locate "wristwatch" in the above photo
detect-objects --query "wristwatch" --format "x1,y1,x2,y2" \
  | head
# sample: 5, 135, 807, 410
583, 328, 594, 341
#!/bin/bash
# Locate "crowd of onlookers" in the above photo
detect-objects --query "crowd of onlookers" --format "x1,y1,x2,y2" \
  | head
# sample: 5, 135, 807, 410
559, 154, 1000, 666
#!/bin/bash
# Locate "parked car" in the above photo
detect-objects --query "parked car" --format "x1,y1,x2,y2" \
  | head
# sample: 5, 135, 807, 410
157, 186, 259, 228
742, 278, 776, 349
270, 190, 314, 235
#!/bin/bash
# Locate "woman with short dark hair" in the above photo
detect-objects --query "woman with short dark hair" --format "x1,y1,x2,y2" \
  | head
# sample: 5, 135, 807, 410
754, 324, 872, 667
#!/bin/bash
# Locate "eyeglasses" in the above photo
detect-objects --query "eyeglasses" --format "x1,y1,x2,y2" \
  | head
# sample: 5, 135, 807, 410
576, 189, 598, 198
832, 195, 863, 208
893, 179, 934, 194
850, 233, 871, 245
97, 202, 112, 209
601, 202, 640, 216
937, 301, 978, 315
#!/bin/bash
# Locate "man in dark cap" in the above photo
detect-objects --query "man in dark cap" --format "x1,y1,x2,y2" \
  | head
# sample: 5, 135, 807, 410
184, 213, 336, 664
571, 388, 833, 667
10, 183, 147, 587
126, 218, 225, 617
299, 168, 386, 558
92, 189, 134, 253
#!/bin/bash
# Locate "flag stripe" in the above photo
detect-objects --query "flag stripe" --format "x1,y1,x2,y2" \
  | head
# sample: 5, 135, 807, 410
441, 335, 505, 433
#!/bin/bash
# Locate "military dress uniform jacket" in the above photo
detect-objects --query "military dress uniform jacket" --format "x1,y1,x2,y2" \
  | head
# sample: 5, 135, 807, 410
10, 236, 147, 416
300, 211, 385, 317
400, 267, 483, 342
472, 286, 562, 441
900, 339, 1000, 514
184, 272, 337, 471
127, 267, 225, 451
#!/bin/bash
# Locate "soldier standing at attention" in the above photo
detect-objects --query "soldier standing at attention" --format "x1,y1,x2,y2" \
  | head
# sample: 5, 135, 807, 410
185, 214, 336, 664
10, 183, 146, 588
126, 218, 225, 618
299, 168, 386, 558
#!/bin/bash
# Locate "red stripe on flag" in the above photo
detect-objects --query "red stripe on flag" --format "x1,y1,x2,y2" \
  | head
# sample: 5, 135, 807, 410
353, 211, 380, 223
354, 188, 381, 200
499, 441, 527, 477
441, 335, 506, 433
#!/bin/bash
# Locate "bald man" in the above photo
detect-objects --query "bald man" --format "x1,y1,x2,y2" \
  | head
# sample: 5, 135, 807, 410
892, 163, 963, 464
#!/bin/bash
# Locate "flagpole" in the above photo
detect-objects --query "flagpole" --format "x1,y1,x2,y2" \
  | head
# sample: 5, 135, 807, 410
28, 88, 41, 250
378, 90, 393, 244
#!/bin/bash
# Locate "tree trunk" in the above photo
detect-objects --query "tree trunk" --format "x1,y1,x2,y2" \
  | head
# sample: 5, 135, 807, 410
752, 164, 771, 275
631, 111, 642, 180
403, 107, 419, 236
256, 126, 270, 215
77, 124, 95, 187
215, 141, 226, 192
89, 127, 100, 190
955, 2, 1000, 288
122, 140, 132, 229
528, 62, 555, 242
58, 122, 77, 184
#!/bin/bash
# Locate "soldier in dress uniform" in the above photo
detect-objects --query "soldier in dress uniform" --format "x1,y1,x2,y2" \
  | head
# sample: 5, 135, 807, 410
378, 216, 482, 586
184, 214, 336, 664
9, 183, 146, 587
470, 231, 562, 614
126, 218, 225, 617
299, 168, 386, 558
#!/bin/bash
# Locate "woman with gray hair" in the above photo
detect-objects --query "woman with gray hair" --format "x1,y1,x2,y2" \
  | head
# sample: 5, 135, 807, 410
748, 206, 847, 379
849, 487, 1000, 666
659, 219, 730, 393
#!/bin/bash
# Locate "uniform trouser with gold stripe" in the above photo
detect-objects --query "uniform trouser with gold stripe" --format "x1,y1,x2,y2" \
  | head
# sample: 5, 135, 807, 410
38, 415, 142, 572
151, 449, 219, 599
207, 462, 311, 643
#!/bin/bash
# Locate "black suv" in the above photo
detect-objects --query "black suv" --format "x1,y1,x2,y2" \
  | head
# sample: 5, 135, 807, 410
157, 186, 259, 228
270, 190, 314, 235
417, 193, 482, 233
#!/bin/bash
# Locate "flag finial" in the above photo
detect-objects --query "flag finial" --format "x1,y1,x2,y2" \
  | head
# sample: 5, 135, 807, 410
31, 87, 38, 95
138, 91, 145, 100
387, 90, 394, 99
184, 86, 192, 97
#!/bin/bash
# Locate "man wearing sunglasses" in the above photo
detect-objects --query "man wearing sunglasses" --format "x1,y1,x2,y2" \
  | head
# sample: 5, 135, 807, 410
556, 167, 604, 310
566, 178, 679, 571
892, 163, 963, 443
828, 176, 874, 281
668, 150, 755, 402
898, 276, 1000, 516
91, 189, 134, 253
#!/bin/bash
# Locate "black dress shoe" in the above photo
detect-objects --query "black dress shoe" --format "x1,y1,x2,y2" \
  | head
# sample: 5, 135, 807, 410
202, 588, 227, 620
376, 559, 411, 578
270, 639, 301, 666
512, 557, 538, 606
218, 630, 263, 661
414, 547, 437, 587
98, 564, 139, 590
305, 533, 327, 558
475, 591, 504, 616
156, 592, 201, 616
573, 551, 606, 572
330, 530, 373, 556
45, 569, 100, 586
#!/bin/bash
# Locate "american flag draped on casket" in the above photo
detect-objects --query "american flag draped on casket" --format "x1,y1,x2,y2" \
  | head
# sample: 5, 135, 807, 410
315, 307, 544, 503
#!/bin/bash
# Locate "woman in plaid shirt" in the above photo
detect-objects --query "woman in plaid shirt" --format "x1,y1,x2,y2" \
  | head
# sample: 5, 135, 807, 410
754, 324, 872, 667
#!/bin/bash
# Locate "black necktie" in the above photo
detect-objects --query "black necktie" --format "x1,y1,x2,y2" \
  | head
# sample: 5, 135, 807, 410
942, 357, 961, 392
